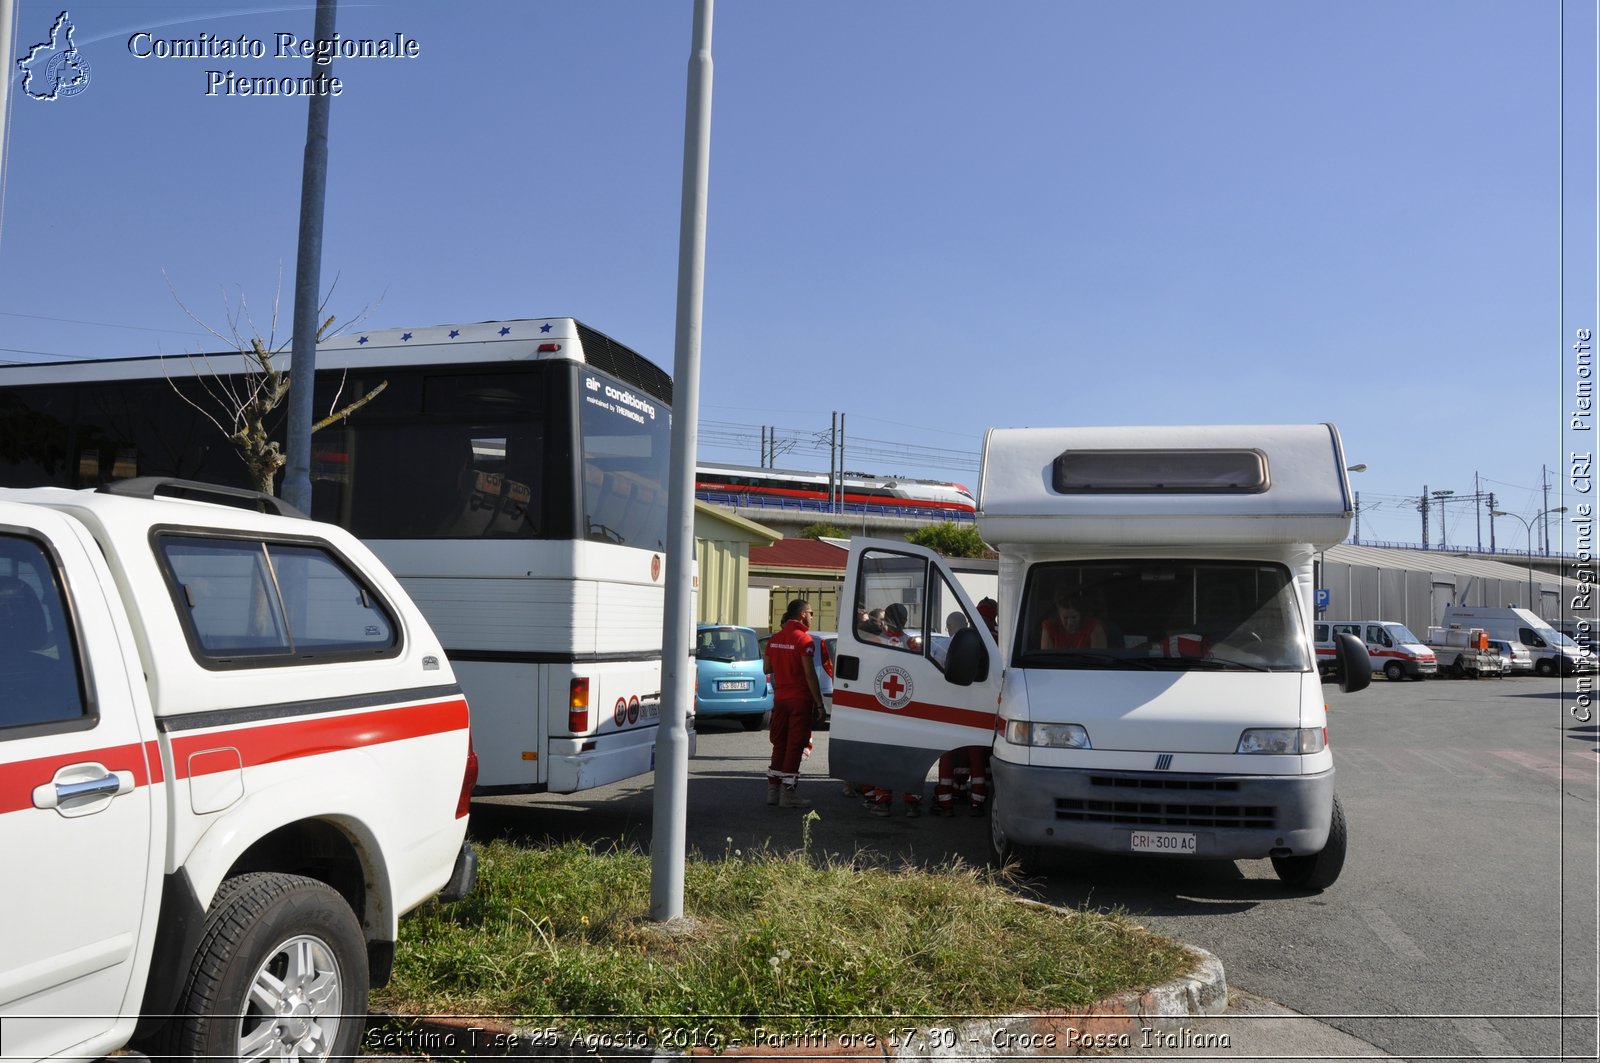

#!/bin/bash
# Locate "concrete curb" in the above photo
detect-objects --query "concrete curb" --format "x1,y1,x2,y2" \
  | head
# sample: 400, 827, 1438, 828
366, 945, 1227, 1060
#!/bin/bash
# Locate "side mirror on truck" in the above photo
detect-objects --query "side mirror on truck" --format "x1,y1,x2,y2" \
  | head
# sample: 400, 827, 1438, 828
1336, 632, 1372, 693
944, 627, 990, 686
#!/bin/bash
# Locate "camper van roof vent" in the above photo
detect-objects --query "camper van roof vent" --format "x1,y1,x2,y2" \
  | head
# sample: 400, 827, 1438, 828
1052, 448, 1269, 494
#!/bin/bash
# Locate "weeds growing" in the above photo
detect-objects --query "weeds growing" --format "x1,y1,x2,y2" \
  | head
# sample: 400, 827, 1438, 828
375, 836, 1193, 1047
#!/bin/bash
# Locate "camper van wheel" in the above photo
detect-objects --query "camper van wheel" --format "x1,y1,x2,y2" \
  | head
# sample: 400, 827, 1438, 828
987, 781, 1041, 875
1270, 795, 1347, 891
1383, 661, 1406, 682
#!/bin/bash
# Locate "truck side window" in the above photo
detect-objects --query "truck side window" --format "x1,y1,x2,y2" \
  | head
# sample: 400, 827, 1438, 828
159, 535, 399, 667
0, 535, 89, 731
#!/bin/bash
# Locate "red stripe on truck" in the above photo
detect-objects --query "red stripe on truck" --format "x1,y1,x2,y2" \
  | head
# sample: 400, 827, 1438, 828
0, 697, 468, 815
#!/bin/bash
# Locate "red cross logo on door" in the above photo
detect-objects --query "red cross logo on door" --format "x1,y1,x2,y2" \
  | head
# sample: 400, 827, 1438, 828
873, 665, 913, 710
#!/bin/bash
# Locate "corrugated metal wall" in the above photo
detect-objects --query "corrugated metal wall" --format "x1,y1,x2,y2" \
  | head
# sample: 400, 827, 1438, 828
1319, 550, 1577, 634
695, 535, 751, 626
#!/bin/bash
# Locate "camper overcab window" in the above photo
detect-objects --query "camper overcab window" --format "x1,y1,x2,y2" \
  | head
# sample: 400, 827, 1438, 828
1017, 560, 1309, 672
1052, 448, 1268, 493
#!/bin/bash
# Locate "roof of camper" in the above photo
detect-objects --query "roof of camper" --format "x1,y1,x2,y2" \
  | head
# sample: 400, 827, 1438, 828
976, 424, 1353, 548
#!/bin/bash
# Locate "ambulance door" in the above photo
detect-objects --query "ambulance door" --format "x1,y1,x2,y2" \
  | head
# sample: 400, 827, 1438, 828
830, 539, 1000, 794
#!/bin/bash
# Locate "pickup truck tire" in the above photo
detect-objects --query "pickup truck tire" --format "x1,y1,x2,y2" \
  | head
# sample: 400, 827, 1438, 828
1270, 794, 1347, 891
168, 872, 368, 1062
986, 778, 1042, 875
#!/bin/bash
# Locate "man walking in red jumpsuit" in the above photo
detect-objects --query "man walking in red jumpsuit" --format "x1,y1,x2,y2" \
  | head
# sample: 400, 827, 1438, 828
765, 599, 824, 808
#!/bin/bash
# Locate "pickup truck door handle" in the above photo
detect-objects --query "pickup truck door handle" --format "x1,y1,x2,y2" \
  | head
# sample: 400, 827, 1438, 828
32, 763, 136, 817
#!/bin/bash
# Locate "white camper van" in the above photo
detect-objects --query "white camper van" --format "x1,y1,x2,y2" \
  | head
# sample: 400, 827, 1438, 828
1438, 606, 1593, 676
831, 424, 1370, 890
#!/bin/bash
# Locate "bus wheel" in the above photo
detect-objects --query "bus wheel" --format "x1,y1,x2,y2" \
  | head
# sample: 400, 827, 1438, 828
987, 778, 1041, 875
1271, 795, 1347, 891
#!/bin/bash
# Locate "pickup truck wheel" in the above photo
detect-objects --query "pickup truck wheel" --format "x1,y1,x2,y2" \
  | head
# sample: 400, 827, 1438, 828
172, 872, 367, 1062
986, 778, 1041, 875
1383, 661, 1406, 682
1271, 794, 1347, 891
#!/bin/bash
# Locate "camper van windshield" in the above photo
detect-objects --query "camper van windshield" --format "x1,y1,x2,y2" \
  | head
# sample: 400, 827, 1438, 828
1017, 560, 1309, 672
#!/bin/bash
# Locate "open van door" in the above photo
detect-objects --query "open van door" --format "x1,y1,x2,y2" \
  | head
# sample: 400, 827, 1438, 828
830, 539, 1002, 794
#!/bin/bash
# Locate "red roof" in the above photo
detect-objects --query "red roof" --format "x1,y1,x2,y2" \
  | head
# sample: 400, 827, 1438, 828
749, 538, 847, 572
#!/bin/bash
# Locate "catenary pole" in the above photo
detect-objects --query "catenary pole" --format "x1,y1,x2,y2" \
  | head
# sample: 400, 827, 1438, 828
282, 0, 337, 510
651, 0, 713, 923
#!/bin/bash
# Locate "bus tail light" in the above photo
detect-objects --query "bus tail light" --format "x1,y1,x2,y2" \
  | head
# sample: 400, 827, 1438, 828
569, 678, 591, 733
457, 744, 479, 819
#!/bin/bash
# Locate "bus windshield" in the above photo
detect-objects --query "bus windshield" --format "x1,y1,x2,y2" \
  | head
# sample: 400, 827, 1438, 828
579, 371, 670, 550
1016, 559, 1310, 672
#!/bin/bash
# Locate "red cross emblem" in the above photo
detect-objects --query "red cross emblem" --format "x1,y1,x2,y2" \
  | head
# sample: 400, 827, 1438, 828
873, 665, 913, 710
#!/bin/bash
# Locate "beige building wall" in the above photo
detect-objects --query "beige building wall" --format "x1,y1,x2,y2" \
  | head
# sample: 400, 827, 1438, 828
693, 502, 779, 627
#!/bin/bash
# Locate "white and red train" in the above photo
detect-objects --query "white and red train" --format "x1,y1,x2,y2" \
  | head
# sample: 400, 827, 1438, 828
695, 462, 976, 513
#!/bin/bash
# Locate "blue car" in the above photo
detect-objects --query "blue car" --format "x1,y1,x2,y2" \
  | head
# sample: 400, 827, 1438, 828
695, 624, 773, 729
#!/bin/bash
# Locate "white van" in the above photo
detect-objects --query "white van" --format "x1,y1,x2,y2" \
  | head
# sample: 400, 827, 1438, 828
1440, 606, 1594, 676
831, 424, 1370, 891
1315, 620, 1436, 681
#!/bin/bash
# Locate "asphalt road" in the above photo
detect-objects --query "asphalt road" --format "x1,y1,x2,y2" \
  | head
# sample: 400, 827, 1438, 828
468, 675, 1599, 1061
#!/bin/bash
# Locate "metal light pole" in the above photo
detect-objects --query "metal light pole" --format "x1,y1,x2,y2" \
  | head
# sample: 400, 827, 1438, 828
283, 0, 338, 511
1492, 508, 1567, 609
1346, 464, 1366, 543
651, 0, 713, 924
1431, 489, 1455, 549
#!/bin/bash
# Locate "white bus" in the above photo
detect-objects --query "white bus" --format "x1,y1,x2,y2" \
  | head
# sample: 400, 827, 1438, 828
0, 317, 687, 794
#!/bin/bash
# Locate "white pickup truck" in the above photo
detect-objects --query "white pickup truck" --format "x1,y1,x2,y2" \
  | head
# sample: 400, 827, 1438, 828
0, 479, 477, 1062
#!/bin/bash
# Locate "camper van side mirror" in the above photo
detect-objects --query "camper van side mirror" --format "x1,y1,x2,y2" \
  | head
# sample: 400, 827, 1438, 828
944, 627, 990, 686
1336, 632, 1372, 693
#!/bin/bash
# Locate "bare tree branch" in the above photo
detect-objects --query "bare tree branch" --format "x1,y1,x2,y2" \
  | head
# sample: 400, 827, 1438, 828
163, 277, 387, 496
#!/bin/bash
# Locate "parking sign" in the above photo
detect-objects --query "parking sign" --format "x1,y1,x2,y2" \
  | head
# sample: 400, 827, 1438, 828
1315, 588, 1330, 611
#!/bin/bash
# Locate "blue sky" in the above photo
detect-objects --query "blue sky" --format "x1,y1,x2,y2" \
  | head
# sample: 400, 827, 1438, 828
2, 0, 1595, 551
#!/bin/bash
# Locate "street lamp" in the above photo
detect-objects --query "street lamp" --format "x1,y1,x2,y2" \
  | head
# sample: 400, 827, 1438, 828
1432, 489, 1456, 549
1346, 464, 1366, 543
1492, 508, 1568, 609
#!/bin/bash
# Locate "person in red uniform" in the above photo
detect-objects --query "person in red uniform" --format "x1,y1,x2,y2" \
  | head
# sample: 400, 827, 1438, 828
765, 599, 824, 808
865, 603, 925, 817
935, 605, 994, 818
1040, 595, 1106, 650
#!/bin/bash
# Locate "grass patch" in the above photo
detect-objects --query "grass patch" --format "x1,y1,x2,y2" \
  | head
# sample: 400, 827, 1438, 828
376, 826, 1193, 1047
